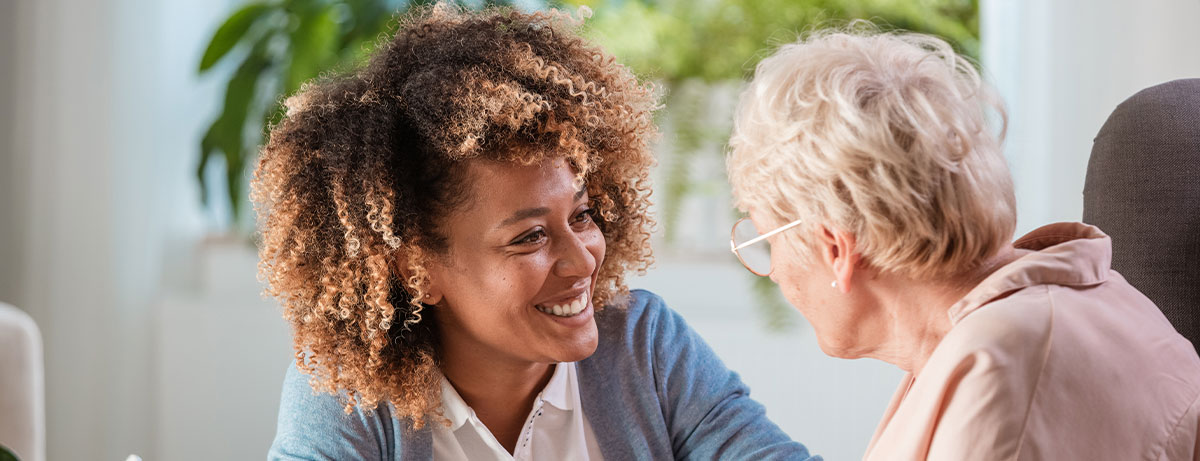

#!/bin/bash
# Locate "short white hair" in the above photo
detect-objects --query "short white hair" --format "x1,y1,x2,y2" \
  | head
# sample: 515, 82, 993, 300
728, 28, 1016, 279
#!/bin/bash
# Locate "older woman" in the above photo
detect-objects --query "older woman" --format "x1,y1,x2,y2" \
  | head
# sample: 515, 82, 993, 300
257, 4, 815, 460
727, 30, 1200, 459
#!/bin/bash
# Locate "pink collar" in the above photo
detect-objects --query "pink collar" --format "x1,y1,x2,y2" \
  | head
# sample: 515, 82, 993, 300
947, 222, 1112, 324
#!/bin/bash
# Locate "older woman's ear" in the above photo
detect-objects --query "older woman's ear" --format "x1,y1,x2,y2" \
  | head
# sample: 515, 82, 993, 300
817, 227, 859, 294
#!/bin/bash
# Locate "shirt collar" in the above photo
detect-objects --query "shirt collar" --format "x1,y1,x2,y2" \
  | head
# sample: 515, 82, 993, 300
947, 222, 1113, 324
437, 362, 578, 431
438, 374, 472, 431
539, 362, 575, 412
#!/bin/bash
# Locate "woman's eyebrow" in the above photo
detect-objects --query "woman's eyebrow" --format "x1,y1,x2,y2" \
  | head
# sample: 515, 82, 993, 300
498, 207, 550, 229
495, 188, 587, 229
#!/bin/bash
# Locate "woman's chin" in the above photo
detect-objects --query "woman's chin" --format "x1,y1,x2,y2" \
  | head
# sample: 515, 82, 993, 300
814, 334, 860, 360
552, 323, 600, 363
557, 348, 597, 363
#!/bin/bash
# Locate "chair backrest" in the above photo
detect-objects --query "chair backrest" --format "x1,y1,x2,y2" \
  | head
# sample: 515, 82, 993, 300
0, 302, 44, 461
1083, 78, 1200, 348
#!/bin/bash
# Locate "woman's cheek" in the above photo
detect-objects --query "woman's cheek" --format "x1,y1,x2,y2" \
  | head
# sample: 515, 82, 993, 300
588, 228, 606, 266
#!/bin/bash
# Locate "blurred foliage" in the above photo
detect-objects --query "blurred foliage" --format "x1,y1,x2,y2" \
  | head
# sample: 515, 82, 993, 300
574, 0, 978, 83
197, 0, 538, 230
753, 274, 798, 331
573, 0, 979, 245
198, 0, 976, 232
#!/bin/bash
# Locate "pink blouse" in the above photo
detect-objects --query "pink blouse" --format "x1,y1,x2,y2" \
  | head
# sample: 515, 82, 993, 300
864, 222, 1200, 460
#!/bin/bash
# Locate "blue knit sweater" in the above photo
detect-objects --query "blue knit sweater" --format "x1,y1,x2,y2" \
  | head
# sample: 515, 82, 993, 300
269, 289, 820, 460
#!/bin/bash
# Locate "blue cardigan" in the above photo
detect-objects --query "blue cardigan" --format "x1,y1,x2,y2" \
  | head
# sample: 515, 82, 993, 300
269, 289, 820, 460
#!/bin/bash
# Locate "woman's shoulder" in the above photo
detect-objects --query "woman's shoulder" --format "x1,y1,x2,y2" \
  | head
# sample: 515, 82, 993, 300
270, 362, 407, 460
587, 288, 693, 369
587, 288, 719, 377
937, 288, 1056, 369
592, 288, 676, 344
916, 289, 1057, 404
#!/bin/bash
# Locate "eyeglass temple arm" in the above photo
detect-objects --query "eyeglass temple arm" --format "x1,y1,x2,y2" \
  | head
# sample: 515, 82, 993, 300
730, 218, 803, 252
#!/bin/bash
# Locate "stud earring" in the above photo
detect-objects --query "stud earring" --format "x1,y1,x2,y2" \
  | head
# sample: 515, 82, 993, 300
831, 280, 838, 289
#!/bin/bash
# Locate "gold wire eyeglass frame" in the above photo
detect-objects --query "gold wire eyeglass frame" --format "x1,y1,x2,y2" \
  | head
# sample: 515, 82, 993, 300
729, 216, 804, 276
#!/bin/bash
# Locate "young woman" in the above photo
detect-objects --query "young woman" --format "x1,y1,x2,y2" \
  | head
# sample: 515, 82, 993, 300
257, 4, 817, 460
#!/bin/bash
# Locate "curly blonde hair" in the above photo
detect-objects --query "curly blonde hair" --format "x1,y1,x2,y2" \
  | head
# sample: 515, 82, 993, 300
728, 28, 1014, 280
251, 4, 658, 427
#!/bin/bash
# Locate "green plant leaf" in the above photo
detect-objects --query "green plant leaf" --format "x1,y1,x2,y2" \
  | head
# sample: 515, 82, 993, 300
0, 444, 19, 461
197, 38, 272, 219
222, 46, 272, 221
197, 125, 217, 206
199, 2, 274, 72
286, 4, 341, 95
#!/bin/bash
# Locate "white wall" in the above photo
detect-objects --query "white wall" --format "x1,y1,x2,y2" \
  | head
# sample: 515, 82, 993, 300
12, 1, 123, 458
6, 0, 226, 459
154, 243, 293, 461
982, 0, 1200, 235
0, 0, 19, 308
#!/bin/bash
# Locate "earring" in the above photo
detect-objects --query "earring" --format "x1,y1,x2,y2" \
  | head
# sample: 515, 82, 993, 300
831, 280, 838, 289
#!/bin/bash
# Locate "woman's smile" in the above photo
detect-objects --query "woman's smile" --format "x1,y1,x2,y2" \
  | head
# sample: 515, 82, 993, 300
535, 290, 589, 317
533, 289, 595, 329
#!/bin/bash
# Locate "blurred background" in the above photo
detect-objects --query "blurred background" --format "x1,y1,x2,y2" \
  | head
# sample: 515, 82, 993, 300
0, 0, 1197, 460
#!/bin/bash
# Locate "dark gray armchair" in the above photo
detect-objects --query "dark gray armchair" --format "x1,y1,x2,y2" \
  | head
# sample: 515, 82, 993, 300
1084, 78, 1200, 349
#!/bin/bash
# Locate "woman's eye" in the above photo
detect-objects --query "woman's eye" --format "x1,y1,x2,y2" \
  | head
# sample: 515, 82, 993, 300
573, 208, 595, 225
513, 229, 547, 246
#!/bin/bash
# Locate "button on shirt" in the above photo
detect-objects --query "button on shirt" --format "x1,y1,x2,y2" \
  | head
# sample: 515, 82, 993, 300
432, 362, 604, 461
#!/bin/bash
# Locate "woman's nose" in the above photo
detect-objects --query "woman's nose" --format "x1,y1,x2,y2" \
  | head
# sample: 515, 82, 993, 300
553, 230, 598, 278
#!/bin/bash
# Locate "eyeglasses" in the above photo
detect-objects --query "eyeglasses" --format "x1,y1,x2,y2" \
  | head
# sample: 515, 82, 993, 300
729, 216, 803, 276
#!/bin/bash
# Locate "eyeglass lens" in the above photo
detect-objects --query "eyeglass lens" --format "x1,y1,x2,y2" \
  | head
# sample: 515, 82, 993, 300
733, 219, 772, 275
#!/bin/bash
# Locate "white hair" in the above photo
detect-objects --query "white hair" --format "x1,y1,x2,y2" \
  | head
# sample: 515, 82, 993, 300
727, 27, 1016, 279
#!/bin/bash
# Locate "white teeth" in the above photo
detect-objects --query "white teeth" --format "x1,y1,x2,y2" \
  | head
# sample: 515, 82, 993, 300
537, 293, 588, 317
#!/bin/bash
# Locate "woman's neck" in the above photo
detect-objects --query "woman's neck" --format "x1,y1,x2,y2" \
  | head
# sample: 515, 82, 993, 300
857, 281, 957, 376
439, 336, 555, 454
860, 246, 1028, 377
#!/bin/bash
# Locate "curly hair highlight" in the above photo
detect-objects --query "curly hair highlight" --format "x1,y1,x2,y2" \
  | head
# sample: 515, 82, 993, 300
251, 3, 658, 428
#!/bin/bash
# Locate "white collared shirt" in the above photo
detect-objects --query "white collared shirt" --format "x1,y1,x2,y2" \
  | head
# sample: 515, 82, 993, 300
432, 362, 604, 461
